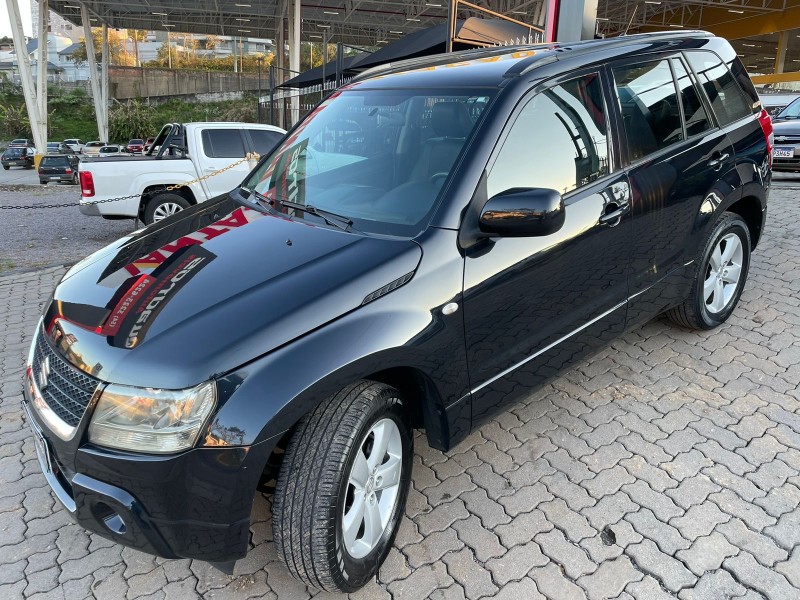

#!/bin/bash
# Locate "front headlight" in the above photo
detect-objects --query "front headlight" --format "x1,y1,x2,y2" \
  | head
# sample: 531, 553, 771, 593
88, 381, 216, 454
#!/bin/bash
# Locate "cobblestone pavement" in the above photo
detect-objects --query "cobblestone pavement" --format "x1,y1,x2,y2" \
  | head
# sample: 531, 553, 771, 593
2, 183, 800, 600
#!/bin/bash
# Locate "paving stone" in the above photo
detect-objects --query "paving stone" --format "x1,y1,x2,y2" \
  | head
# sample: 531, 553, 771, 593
625, 575, 678, 600
576, 555, 642, 600
723, 552, 797, 600
530, 562, 587, 600
753, 483, 800, 518
581, 442, 632, 474
675, 532, 738, 576
451, 516, 504, 563
416, 498, 470, 535
495, 509, 553, 548
717, 518, 788, 567
662, 450, 714, 481
404, 528, 464, 569
459, 488, 510, 529
709, 489, 776, 532
582, 491, 638, 530
677, 569, 746, 600
540, 471, 596, 512
775, 546, 800, 588
387, 562, 453, 599
620, 456, 678, 493
582, 466, 635, 499
442, 548, 498, 599
378, 547, 411, 585
625, 508, 691, 554
763, 510, 800, 551
539, 498, 595, 543
671, 502, 731, 541
498, 483, 553, 517
580, 519, 642, 564
423, 473, 477, 507
665, 475, 721, 509
627, 539, 697, 593
489, 577, 545, 600
485, 541, 548, 586
622, 480, 683, 521
535, 528, 596, 579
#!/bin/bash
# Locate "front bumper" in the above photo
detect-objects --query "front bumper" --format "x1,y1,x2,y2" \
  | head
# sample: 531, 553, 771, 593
22, 367, 272, 563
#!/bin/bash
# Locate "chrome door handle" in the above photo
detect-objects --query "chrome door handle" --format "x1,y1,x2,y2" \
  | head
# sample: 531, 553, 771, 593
599, 202, 630, 226
707, 153, 730, 169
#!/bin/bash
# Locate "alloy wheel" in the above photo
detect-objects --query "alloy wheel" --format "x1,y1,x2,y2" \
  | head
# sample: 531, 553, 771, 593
704, 232, 743, 314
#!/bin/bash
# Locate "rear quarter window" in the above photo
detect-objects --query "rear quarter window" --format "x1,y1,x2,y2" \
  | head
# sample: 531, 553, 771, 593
685, 50, 753, 126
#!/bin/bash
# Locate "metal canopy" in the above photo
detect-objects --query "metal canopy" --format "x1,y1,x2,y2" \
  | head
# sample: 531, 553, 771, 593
47, 1, 548, 46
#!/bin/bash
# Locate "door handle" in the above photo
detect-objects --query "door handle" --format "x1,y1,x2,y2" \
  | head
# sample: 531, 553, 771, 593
599, 202, 630, 226
707, 152, 730, 169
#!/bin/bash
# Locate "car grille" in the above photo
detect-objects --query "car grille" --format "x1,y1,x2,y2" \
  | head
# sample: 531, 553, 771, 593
31, 330, 99, 427
774, 136, 800, 144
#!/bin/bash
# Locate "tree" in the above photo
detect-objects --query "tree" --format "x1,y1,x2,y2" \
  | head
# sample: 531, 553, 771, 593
128, 30, 148, 67
69, 28, 135, 66
109, 99, 155, 141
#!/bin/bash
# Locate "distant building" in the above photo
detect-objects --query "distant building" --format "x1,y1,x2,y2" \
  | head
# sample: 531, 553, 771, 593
30, 1, 80, 43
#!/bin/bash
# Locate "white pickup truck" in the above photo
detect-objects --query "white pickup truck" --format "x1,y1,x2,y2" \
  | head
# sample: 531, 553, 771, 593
79, 122, 285, 225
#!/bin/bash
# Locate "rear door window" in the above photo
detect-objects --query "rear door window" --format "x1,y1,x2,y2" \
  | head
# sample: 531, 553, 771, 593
247, 129, 284, 155
612, 59, 684, 162
201, 129, 246, 158
685, 51, 752, 126
672, 58, 711, 136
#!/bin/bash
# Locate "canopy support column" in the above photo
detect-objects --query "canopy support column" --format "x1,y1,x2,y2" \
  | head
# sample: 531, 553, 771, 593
37, 0, 48, 146
288, 0, 301, 126
80, 3, 108, 143
775, 30, 789, 75
5, 0, 45, 153
101, 23, 109, 141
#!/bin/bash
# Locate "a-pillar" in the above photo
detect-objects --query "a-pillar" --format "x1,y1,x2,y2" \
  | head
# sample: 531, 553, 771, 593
545, 0, 598, 42
80, 3, 108, 143
36, 0, 48, 148
775, 30, 789, 75
288, 0, 301, 126
5, 0, 45, 153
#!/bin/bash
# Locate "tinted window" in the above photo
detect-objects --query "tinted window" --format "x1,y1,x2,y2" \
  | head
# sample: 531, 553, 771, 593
41, 156, 68, 166
202, 129, 246, 158
685, 51, 752, 126
613, 60, 683, 162
487, 74, 609, 198
248, 129, 284, 155
673, 59, 711, 136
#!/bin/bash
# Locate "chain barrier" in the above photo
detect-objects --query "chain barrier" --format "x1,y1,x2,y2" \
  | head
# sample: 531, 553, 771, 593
0, 153, 259, 210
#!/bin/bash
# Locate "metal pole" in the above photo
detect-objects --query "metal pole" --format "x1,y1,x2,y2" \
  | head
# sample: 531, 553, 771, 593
269, 64, 275, 125
257, 58, 262, 123
167, 29, 172, 69
322, 34, 328, 100
446, 0, 457, 53
101, 23, 109, 142
336, 42, 343, 87
288, 0, 300, 126
37, 0, 49, 147
80, 3, 106, 144
6, 0, 45, 153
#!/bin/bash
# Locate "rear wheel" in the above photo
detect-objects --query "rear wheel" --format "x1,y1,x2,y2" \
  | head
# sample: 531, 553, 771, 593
143, 193, 190, 225
666, 212, 751, 330
71, 173, 78, 185
39, 180, 46, 185
2, 165, 8, 171
273, 381, 412, 593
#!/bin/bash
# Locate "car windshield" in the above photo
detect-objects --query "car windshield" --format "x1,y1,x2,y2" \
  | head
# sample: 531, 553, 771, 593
243, 87, 494, 237
776, 97, 800, 119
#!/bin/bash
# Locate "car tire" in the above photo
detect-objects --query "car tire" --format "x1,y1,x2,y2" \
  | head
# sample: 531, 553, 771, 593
143, 193, 190, 225
72, 173, 79, 185
273, 380, 412, 593
40, 180, 46, 185
666, 211, 751, 330
2, 165, 8, 170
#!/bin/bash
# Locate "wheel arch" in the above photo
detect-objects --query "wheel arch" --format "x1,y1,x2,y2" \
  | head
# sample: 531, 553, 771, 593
725, 195, 764, 249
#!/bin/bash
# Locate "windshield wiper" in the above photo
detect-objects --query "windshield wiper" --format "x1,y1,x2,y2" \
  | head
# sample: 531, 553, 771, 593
239, 186, 274, 211
277, 199, 353, 232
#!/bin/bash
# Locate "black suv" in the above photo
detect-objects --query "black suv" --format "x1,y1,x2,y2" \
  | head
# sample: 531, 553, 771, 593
38, 153, 81, 185
23, 32, 770, 593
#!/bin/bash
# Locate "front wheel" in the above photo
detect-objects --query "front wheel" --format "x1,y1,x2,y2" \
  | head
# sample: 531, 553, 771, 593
273, 381, 412, 593
666, 212, 751, 329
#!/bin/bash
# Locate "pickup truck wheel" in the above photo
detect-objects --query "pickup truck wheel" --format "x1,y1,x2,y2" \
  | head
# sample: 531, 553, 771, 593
144, 194, 190, 225
666, 212, 751, 330
273, 381, 412, 593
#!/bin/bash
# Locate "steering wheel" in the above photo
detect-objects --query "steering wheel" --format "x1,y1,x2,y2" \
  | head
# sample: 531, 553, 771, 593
429, 172, 449, 185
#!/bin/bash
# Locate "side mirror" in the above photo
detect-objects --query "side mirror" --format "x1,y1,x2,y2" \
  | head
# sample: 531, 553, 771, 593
479, 187, 565, 237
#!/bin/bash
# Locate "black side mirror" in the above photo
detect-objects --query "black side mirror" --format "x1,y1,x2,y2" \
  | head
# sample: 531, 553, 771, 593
479, 187, 565, 237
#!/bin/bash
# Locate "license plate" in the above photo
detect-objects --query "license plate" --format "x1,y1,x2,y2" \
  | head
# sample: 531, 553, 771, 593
773, 147, 794, 158
31, 424, 52, 474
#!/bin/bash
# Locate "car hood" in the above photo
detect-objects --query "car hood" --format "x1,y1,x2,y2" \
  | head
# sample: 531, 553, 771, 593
772, 120, 800, 136
43, 196, 422, 388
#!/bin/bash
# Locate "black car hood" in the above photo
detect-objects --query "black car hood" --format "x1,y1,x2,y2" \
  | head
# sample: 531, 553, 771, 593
43, 196, 422, 388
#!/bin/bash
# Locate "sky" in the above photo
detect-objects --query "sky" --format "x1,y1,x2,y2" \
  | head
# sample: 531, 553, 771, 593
1, 0, 34, 38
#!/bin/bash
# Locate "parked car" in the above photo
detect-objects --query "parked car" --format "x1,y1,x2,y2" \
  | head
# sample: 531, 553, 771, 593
758, 91, 800, 117
9, 138, 31, 147
47, 141, 74, 155
63, 138, 85, 153
770, 118, 800, 170
98, 145, 128, 156
771, 95, 800, 124
82, 141, 107, 157
38, 153, 80, 184
23, 32, 770, 593
79, 122, 285, 224
144, 136, 156, 151
127, 138, 145, 154
2, 146, 35, 169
